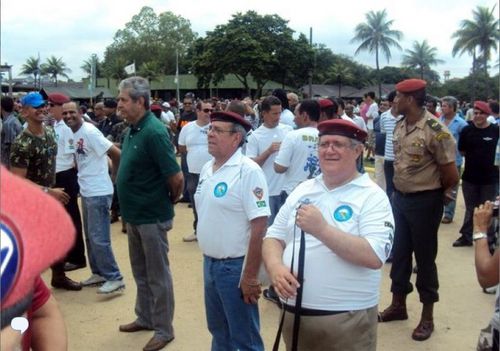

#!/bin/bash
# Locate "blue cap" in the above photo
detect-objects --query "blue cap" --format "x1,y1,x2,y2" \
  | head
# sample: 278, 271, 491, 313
21, 93, 45, 108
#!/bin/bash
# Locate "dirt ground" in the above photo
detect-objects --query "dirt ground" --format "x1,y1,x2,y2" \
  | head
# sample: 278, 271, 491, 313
42, 184, 495, 351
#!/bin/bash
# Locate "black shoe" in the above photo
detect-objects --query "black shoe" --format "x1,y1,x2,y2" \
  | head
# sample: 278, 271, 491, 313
51, 276, 82, 291
263, 287, 282, 307
452, 236, 472, 247
64, 262, 87, 272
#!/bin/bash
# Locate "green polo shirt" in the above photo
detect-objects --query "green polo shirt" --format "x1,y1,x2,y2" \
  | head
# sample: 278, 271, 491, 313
116, 111, 180, 225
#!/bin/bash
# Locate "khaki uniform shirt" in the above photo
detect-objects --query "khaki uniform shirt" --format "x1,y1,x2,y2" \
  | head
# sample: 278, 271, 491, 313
393, 111, 456, 193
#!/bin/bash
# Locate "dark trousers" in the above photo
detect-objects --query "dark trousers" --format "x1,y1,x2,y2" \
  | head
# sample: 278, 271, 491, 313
390, 189, 443, 304
186, 172, 200, 232
180, 154, 190, 201
459, 180, 497, 243
383, 160, 395, 202
56, 168, 86, 266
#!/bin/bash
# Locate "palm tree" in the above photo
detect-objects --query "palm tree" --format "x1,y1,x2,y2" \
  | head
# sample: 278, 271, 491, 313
20, 56, 41, 88
402, 40, 444, 80
81, 55, 102, 78
40, 56, 71, 86
323, 63, 354, 97
351, 9, 403, 98
451, 5, 500, 77
138, 61, 162, 83
103, 57, 128, 83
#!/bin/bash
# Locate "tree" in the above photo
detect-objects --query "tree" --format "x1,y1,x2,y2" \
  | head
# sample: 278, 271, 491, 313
323, 62, 354, 97
81, 55, 102, 78
102, 57, 128, 83
103, 6, 197, 76
138, 61, 162, 83
190, 11, 313, 97
20, 56, 41, 88
40, 56, 71, 86
451, 5, 499, 77
351, 9, 403, 98
402, 40, 444, 80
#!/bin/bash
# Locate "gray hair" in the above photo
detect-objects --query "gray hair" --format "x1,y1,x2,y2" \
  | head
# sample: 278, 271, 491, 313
441, 96, 458, 112
233, 123, 248, 147
118, 76, 151, 109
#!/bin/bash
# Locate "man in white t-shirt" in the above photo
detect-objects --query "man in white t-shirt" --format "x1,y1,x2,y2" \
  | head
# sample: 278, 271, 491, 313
246, 96, 292, 225
274, 99, 321, 201
62, 101, 125, 295
263, 119, 394, 351
365, 91, 379, 161
178, 100, 212, 242
195, 111, 269, 350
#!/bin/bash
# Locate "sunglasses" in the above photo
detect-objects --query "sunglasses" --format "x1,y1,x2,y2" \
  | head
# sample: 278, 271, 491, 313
203, 108, 213, 113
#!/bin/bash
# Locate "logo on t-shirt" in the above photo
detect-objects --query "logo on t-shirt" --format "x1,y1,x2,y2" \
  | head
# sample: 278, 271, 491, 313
76, 138, 86, 155
333, 205, 353, 222
1, 219, 21, 302
253, 187, 263, 200
214, 182, 228, 198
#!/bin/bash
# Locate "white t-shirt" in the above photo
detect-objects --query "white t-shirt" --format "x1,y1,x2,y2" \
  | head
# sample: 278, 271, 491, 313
178, 121, 211, 174
245, 123, 292, 196
340, 114, 357, 125
195, 149, 270, 259
280, 109, 296, 129
266, 173, 394, 311
72, 122, 113, 197
161, 110, 175, 124
274, 126, 320, 194
366, 102, 379, 130
54, 119, 75, 173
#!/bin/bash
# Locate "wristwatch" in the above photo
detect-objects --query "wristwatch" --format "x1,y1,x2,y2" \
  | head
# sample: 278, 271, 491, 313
473, 232, 487, 241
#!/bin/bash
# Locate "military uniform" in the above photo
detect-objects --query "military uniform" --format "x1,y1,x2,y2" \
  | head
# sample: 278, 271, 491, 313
390, 111, 455, 303
10, 127, 57, 187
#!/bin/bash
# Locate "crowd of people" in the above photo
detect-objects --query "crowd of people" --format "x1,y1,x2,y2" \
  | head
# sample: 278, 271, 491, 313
1, 78, 498, 351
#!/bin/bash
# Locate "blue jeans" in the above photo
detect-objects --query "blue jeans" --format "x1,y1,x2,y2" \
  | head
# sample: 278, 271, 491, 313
268, 193, 287, 226
443, 166, 461, 220
203, 256, 264, 351
81, 195, 122, 281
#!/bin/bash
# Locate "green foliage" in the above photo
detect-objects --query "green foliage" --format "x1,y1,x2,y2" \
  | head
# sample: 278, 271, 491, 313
351, 9, 403, 97
81, 55, 103, 78
20, 56, 41, 84
435, 73, 499, 102
40, 56, 71, 86
402, 40, 444, 80
138, 61, 162, 82
190, 11, 313, 97
103, 6, 197, 79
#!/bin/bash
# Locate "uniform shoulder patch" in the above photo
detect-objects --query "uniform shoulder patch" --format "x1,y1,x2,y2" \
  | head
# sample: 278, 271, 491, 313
435, 131, 451, 141
426, 118, 442, 132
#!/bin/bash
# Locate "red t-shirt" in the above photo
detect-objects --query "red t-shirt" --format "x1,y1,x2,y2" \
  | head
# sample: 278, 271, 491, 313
22, 276, 51, 351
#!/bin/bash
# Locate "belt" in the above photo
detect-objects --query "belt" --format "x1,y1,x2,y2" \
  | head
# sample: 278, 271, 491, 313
395, 188, 442, 197
204, 255, 244, 262
283, 304, 349, 316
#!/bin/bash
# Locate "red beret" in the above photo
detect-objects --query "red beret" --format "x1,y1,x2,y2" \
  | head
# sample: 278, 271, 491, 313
318, 119, 367, 142
47, 93, 70, 105
210, 111, 252, 132
474, 101, 492, 115
318, 98, 334, 109
150, 104, 162, 112
396, 79, 427, 94
1, 167, 75, 310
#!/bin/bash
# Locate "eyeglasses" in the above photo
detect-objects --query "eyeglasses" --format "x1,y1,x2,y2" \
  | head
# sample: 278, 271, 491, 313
208, 125, 236, 134
202, 108, 213, 113
318, 141, 353, 151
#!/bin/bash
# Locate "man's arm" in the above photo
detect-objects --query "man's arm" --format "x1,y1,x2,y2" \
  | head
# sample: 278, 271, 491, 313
251, 143, 280, 167
10, 167, 69, 204
240, 216, 268, 304
296, 204, 384, 269
30, 294, 67, 351
473, 201, 499, 288
178, 145, 187, 154
262, 237, 300, 299
167, 171, 184, 203
439, 162, 459, 202
274, 163, 288, 174
107, 144, 121, 180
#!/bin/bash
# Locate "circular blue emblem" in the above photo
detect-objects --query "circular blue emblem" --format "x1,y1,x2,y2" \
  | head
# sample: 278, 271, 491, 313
1, 220, 21, 302
333, 205, 353, 222
214, 182, 228, 198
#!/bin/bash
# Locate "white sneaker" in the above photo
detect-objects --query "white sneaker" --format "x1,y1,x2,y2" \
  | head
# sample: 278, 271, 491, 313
81, 274, 106, 286
97, 280, 125, 294
183, 233, 197, 242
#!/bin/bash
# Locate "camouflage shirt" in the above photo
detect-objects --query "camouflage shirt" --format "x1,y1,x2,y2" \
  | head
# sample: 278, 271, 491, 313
107, 121, 129, 147
10, 126, 57, 187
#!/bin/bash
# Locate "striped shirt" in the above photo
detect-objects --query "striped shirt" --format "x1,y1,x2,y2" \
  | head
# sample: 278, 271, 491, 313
380, 110, 399, 161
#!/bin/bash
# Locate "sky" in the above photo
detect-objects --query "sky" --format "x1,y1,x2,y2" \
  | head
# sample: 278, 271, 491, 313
1, 0, 497, 82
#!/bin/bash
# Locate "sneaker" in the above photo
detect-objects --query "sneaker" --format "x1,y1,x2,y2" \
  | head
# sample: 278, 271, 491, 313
183, 233, 197, 242
452, 236, 472, 247
483, 286, 497, 294
81, 274, 106, 287
97, 280, 125, 294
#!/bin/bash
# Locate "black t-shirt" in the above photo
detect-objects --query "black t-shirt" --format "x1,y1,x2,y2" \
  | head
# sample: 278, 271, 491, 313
373, 116, 386, 156
459, 122, 499, 184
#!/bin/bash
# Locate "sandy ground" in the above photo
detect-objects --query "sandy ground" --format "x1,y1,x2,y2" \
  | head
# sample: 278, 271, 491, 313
42, 184, 496, 351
